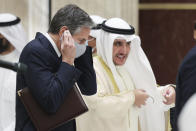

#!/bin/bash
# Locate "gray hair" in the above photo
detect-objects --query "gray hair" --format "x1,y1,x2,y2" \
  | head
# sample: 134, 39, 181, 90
48, 4, 94, 35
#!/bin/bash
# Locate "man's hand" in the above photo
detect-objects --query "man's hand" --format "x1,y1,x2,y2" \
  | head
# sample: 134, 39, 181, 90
133, 89, 149, 108
61, 30, 76, 65
162, 86, 176, 105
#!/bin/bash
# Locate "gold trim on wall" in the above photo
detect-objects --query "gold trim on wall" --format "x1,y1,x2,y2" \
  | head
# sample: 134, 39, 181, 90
139, 3, 196, 10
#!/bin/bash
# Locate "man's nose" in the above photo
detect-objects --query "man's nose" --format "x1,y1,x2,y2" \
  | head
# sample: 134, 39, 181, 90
120, 45, 127, 53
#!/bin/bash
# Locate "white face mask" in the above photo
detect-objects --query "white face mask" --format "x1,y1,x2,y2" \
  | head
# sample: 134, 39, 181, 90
75, 41, 87, 58
60, 32, 87, 58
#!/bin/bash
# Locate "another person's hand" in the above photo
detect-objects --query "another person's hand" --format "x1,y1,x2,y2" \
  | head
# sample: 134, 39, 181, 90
133, 89, 149, 108
162, 86, 176, 105
61, 30, 76, 65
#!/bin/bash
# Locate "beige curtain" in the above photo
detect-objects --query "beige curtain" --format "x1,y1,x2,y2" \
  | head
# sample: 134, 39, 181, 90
27, 0, 49, 40
52, 0, 139, 33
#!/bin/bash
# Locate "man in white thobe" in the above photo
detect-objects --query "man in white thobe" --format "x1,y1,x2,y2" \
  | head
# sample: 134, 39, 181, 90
0, 13, 27, 131
88, 15, 106, 55
76, 18, 175, 131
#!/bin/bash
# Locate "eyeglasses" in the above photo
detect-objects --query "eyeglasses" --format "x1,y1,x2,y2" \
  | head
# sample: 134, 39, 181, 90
77, 36, 95, 44
87, 36, 95, 42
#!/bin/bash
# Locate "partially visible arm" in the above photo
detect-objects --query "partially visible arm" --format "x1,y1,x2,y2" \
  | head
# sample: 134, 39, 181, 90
74, 46, 97, 95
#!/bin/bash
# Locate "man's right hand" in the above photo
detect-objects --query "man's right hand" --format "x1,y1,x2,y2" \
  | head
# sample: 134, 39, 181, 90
61, 30, 76, 65
133, 89, 149, 108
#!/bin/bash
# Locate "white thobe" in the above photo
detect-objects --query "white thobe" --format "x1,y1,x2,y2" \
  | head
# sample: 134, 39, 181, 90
76, 56, 138, 131
0, 50, 20, 131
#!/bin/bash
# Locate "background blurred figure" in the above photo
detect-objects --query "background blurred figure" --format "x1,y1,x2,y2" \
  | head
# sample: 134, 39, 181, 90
88, 15, 106, 55
0, 13, 27, 131
173, 20, 196, 131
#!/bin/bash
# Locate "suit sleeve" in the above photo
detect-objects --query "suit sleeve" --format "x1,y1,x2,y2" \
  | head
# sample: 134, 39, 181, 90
74, 46, 97, 95
24, 49, 81, 114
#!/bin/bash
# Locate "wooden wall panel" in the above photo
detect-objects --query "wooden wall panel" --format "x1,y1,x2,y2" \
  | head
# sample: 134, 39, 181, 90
139, 10, 196, 84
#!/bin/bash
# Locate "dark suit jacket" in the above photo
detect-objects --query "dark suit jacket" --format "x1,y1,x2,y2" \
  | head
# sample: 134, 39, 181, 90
15, 32, 97, 131
174, 45, 196, 131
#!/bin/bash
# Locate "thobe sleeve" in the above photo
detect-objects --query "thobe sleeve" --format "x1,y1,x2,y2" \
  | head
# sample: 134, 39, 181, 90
157, 85, 175, 111
82, 83, 135, 119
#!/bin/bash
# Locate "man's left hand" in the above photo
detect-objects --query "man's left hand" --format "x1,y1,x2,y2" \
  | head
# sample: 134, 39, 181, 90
162, 86, 176, 105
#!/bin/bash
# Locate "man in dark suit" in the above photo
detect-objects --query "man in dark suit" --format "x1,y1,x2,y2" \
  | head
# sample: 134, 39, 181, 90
15, 4, 97, 131
174, 44, 196, 130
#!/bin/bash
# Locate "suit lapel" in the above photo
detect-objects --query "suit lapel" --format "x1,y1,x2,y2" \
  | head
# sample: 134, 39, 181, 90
35, 32, 62, 71
35, 32, 59, 59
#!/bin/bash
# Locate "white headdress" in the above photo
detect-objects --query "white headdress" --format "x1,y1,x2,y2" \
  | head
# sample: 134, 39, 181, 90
90, 15, 106, 38
0, 13, 27, 53
97, 17, 166, 131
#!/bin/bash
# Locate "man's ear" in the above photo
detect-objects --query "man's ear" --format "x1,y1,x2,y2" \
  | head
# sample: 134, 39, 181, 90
59, 26, 68, 37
